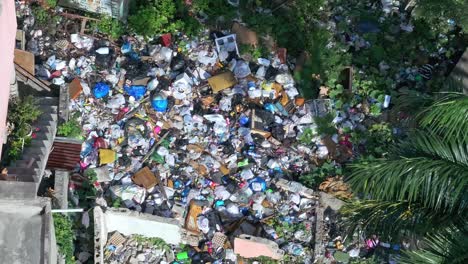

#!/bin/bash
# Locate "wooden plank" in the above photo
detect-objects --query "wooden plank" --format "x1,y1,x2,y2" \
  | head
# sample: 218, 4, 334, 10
14, 49, 35, 75
15, 63, 51, 92
16, 30, 26, 50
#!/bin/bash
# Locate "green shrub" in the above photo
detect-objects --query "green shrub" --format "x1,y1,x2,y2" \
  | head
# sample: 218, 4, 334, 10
95, 16, 124, 40
5, 96, 41, 163
46, 0, 57, 8
314, 113, 337, 136
58, 120, 82, 138
239, 44, 269, 60
53, 214, 75, 264
192, 0, 237, 24
8, 96, 41, 127
128, 0, 184, 37
32, 6, 51, 26
133, 235, 171, 251
300, 161, 342, 189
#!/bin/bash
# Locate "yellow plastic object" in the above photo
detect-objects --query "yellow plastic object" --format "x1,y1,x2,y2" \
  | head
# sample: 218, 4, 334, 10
99, 149, 117, 165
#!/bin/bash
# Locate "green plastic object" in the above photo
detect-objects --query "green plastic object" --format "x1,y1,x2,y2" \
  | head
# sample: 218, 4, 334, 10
237, 159, 249, 167
176, 251, 189, 260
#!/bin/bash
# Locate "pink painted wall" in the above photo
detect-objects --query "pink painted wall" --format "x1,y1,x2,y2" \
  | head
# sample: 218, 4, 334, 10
0, 0, 17, 158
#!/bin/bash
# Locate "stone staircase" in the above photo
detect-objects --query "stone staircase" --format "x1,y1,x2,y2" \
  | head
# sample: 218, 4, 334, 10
4, 97, 58, 196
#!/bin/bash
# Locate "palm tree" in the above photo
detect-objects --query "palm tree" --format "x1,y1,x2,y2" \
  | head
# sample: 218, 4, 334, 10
341, 95, 468, 262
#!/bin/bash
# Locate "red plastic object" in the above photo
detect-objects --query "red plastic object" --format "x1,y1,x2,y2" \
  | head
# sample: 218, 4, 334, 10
161, 33, 172, 47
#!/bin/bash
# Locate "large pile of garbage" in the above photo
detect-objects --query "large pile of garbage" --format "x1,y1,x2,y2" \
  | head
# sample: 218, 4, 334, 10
17, 0, 465, 263
16, 3, 341, 263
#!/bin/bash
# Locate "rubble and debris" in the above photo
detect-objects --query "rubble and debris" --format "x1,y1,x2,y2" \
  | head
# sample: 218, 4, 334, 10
14, 2, 434, 262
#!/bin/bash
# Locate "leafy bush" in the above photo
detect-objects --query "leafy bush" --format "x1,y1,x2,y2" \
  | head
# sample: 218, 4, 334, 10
58, 119, 82, 138
350, 122, 394, 158
32, 6, 53, 26
128, 0, 184, 37
414, 0, 468, 32
192, 0, 237, 24
298, 127, 315, 145
300, 161, 342, 189
46, 0, 57, 8
5, 96, 41, 163
314, 113, 337, 136
53, 214, 75, 264
95, 16, 124, 40
133, 235, 171, 251
239, 44, 269, 60
8, 96, 41, 127
7, 139, 25, 162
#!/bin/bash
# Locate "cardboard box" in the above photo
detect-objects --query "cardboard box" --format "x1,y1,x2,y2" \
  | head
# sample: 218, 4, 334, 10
231, 22, 258, 46
69, 78, 83, 99
131, 167, 159, 189
207, 72, 237, 93
185, 200, 209, 233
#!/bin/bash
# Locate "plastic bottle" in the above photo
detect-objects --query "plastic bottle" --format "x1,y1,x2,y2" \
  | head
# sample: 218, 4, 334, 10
96, 47, 110, 55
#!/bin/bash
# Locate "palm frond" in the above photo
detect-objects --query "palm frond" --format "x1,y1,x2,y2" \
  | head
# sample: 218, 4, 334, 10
409, 131, 468, 167
347, 155, 468, 213
399, 225, 468, 264
393, 90, 434, 113
340, 200, 457, 240
418, 96, 468, 141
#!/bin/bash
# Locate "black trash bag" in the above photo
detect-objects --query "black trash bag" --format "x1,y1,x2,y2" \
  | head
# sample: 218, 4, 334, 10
231, 93, 243, 107
158, 77, 171, 91
209, 30, 225, 41
170, 54, 186, 71
190, 251, 214, 264
226, 50, 238, 62
255, 109, 275, 126
249, 61, 260, 73
166, 96, 176, 111
271, 124, 285, 140
95, 47, 115, 69
265, 65, 279, 81
125, 61, 151, 80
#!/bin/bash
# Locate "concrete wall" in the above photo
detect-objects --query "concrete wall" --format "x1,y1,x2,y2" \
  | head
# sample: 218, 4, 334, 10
94, 207, 183, 264
0, 198, 57, 264
0, 181, 38, 199
0, 0, 17, 156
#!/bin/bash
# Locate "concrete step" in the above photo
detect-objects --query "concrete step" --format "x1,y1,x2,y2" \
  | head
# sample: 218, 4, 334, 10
5, 167, 37, 182
38, 105, 58, 114
31, 131, 54, 141
36, 97, 59, 106
37, 112, 58, 123
22, 146, 48, 157
30, 139, 52, 150
35, 120, 56, 129
34, 124, 55, 135
13, 158, 42, 170
6, 167, 35, 175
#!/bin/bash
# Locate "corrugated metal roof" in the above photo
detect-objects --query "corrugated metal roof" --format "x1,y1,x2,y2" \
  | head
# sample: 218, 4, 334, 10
46, 141, 81, 170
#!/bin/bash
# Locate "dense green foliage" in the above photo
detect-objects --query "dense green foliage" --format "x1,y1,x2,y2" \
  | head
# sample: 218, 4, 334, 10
5, 96, 41, 163
342, 95, 468, 262
414, 0, 468, 32
94, 16, 124, 40
58, 119, 82, 139
300, 161, 342, 189
399, 225, 468, 264
128, 0, 183, 37
54, 214, 76, 263
45, 0, 57, 8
